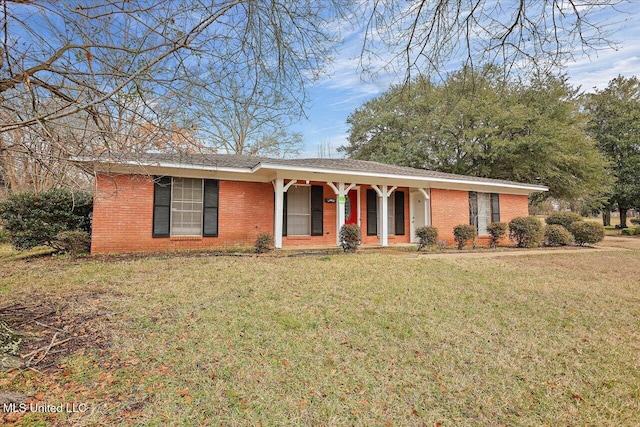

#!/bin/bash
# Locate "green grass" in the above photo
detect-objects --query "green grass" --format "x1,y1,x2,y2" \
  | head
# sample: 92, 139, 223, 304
1, 249, 639, 425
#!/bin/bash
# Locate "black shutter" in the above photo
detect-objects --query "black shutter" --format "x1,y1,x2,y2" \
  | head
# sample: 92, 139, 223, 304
491, 193, 500, 223
366, 189, 378, 236
153, 176, 171, 237
311, 185, 324, 236
394, 190, 405, 235
282, 191, 288, 237
203, 179, 219, 237
469, 191, 478, 228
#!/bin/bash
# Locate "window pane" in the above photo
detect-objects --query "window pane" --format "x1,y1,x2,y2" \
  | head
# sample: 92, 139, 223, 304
477, 193, 491, 235
171, 178, 203, 235
287, 186, 310, 235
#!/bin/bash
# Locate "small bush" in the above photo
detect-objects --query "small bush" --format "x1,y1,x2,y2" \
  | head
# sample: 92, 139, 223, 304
0, 190, 93, 250
569, 221, 605, 246
339, 224, 361, 253
509, 216, 543, 248
545, 212, 583, 229
415, 226, 438, 251
621, 227, 640, 236
453, 224, 476, 250
630, 218, 640, 225
487, 222, 508, 248
544, 224, 573, 247
255, 232, 274, 253
52, 230, 91, 255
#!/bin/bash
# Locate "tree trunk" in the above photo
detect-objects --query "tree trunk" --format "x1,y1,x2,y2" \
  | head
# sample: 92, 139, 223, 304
619, 206, 628, 229
602, 210, 611, 226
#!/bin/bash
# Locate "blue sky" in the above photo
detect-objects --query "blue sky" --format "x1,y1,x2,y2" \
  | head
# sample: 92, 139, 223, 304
292, 2, 640, 158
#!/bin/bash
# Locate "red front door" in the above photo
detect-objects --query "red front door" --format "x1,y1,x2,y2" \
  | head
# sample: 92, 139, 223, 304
345, 190, 358, 225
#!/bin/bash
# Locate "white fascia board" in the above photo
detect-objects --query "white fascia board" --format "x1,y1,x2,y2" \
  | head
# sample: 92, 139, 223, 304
254, 163, 549, 193
89, 160, 254, 175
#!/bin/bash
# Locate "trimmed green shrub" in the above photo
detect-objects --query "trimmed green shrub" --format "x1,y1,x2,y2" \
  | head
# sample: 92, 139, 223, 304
544, 224, 573, 247
569, 221, 605, 246
255, 232, 274, 253
621, 227, 640, 236
0, 190, 93, 250
509, 216, 543, 248
545, 212, 583, 229
339, 224, 361, 253
453, 224, 476, 250
415, 226, 438, 251
52, 230, 91, 255
487, 222, 508, 248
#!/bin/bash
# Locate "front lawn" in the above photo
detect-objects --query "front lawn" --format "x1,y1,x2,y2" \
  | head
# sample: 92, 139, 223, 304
1, 249, 639, 425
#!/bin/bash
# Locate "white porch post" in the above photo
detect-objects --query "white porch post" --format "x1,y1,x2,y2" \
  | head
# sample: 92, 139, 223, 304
418, 188, 430, 226
273, 178, 284, 249
327, 182, 356, 245
273, 179, 297, 248
371, 184, 397, 247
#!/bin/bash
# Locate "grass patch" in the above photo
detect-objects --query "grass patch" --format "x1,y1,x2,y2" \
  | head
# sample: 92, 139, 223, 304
1, 249, 639, 425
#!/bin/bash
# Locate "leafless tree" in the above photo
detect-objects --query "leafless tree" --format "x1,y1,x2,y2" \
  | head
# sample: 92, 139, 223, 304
359, 0, 627, 81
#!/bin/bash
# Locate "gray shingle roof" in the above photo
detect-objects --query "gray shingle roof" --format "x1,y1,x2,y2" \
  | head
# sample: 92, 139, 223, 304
78, 151, 546, 190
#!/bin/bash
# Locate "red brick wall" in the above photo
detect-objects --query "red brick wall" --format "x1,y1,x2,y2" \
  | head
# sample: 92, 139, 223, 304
91, 174, 273, 254
430, 188, 529, 245
92, 174, 527, 253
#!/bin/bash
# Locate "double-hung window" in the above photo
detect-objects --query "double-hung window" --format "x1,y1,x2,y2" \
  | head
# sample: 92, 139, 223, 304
469, 192, 500, 235
153, 176, 219, 237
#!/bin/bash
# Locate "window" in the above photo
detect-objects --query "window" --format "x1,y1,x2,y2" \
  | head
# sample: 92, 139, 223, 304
153, 176, 218, 237
286, 185, 311, 236
282, 185, 323, 237
171, 178, 203, 235
469, 192, 500, 235
366, 189, 405, 236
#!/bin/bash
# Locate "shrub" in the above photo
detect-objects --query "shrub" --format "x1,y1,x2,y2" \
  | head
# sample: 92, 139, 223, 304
569, 221, 605, 246
0, 190, 92, 250
51, 230, 91, 256
0, 228, 9, 244
509, 216, 543, 248
621, 227, 640, 236
545, 212, 583, 229
415, 226, 438, 251
487, 222, 508, 248
630, 218, 640, 225
254, 232, 274, 253
453, 224, 476, 250
339, 224, 361, 253
544, 224, 573, 247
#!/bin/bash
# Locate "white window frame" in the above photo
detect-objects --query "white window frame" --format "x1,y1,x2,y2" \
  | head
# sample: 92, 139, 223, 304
170, 177, 204, 236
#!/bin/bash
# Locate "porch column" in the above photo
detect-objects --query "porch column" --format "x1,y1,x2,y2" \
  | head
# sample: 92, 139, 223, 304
371, 184, 397, 246
273, 179, 297, 249
273, 178, 284, 248
418, 188, 430, 226
327, 182, 356, 245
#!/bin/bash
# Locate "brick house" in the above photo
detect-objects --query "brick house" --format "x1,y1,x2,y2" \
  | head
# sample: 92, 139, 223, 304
76, 153, 548, 254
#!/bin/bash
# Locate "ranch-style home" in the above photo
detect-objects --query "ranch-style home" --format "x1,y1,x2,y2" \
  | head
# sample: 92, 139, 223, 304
76, 153, 548, 254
